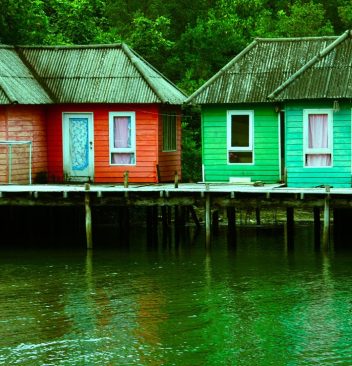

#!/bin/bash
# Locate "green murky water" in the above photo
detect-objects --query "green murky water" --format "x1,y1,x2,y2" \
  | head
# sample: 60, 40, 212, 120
0, 226, 351, 365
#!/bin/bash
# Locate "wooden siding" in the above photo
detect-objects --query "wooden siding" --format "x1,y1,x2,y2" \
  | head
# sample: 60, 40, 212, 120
157, 107, 182, 182
202, 105, 280, 183
0, 105, 48, 184
47, 104, 161, 183
285, 102, 351, 188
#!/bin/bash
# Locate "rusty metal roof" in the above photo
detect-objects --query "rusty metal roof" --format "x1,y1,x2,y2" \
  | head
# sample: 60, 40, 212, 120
0, 44, 186, 105
0, 46, 52, 104
186, 33, 351, 104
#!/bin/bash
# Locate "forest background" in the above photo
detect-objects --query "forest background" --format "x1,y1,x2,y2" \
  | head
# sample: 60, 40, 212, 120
1, 0, 352, 181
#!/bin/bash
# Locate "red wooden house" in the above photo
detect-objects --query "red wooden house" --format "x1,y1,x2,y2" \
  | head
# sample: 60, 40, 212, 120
0, 44, 186, 184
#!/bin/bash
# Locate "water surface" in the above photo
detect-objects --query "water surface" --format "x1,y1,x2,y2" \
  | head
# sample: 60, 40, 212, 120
0, 226, 351, 365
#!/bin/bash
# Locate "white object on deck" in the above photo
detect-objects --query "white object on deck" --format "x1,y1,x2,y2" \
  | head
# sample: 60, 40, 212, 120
229, 177, 251, 184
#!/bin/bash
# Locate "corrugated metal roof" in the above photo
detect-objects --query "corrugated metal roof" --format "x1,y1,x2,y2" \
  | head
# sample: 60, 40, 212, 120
16, 44, 186, 105
186, 35, 340, 104
0, 46, 52, 104
271, 31, 352, 100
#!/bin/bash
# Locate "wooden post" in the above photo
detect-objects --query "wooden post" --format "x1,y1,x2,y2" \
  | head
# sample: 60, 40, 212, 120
286, 207, 294, 249
121, 206, 130, 246
314, 207, 321, 249
147, 206, 158, 246
205, 192, 211, 248
123, 171, 129, 188
256, 207, 261, 225
156, 164, 161, 183
227, 207, 236, 247
174, 171, 179, 188
189, 206, 201, 229
84, 192, 93, 249
323, 196, 330, 249
212, 210, 219, 235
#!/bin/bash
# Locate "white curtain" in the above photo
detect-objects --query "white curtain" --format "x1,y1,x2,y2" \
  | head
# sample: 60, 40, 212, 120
112, 117, 132, 164
306, 114, 331, 167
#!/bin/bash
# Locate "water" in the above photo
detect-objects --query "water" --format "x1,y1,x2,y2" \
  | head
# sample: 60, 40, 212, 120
1, 225, 352, 366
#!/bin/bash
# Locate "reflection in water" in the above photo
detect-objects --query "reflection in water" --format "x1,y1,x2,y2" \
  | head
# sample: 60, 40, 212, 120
0, 225, 352, 366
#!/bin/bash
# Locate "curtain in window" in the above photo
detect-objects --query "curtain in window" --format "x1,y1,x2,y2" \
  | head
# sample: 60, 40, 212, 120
306, 114, 331, 167
112, 117, 132, 164
114, 117, 130, 148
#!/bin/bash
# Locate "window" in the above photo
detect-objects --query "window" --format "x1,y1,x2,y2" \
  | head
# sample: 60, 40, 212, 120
109, 112, 136, 165
162, 114, 177, 151
303, 109, 332, 167
227, 110, 254, 164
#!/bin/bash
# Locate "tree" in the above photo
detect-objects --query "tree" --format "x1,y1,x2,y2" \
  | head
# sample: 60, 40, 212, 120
126, 14, 174, 71
338, 1, 352, 30
275, 1, 334, 37
0, 0, 49, 44
43, 0, 117, 45
172, 0, 274, 93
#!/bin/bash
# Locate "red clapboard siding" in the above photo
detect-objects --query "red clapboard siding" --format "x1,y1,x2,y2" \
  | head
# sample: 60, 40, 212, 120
0, 105, 48, 184
157, 107, 182, 182
46, 105, 64, 182
46, 104, 163, 183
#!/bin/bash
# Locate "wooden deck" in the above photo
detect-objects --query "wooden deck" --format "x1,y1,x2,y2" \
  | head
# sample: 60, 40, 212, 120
0, 182, 349, 249
0, 182, 348, 194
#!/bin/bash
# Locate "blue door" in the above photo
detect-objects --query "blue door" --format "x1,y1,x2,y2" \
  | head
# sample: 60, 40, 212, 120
63, 113, 94, 182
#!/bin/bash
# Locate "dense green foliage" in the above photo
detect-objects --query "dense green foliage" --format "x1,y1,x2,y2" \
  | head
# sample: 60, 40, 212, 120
1, 0, 350, 180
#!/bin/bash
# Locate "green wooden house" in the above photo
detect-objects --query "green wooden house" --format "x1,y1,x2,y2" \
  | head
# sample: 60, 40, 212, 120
187, 30, 352, 188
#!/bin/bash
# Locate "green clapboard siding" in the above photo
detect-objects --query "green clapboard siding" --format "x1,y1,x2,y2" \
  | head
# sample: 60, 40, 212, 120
202, 104, 280, 183
285, 102, 352, 188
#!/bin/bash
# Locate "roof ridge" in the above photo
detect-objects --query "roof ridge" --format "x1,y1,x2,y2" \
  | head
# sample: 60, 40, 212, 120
15, 47, 56, 103
17, 43, 123, 50
255, 35, 339, 42
268, 30, 351, 100
186, 39, 258, 103
121, 43, 168, 103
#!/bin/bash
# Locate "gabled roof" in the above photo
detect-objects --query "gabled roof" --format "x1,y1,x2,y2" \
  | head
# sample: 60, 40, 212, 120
0, 44, 186, 105
0, 46, 52, 104
187, 30, 352, 104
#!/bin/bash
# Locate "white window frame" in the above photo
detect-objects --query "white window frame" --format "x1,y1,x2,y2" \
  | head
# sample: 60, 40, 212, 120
109, 111, 136, 166
303, 109, 333, 168
227, 110, 254, 165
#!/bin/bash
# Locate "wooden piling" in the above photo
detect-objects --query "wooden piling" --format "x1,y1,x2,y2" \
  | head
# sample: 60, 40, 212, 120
189, 206, 201, 229
227, 207, 236, 247
286, 207, 294, 249
256, 207, 261, 225
146, 206, 158, 246
84, 192, 93, 249
323, 196, 330, 249
314, 207, 321, 248
212, 210, 219, 235
205, 193, 211, 248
